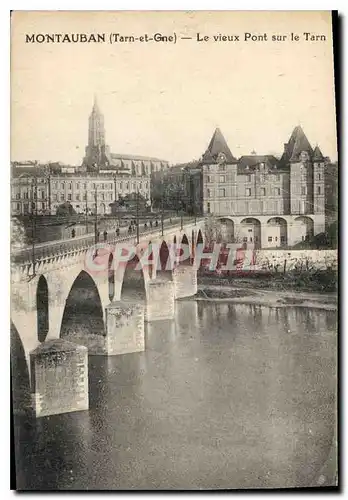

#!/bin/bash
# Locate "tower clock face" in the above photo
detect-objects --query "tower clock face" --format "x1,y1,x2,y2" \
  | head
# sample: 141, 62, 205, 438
217, 152, 226, 164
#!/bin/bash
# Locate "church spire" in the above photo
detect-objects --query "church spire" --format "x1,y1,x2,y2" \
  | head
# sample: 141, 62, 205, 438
88, 94, 105, 147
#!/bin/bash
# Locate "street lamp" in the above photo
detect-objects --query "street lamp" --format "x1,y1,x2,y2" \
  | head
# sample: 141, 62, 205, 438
136, 187, 140, 245
94, 185, 98, 244
161, 179, 164, 237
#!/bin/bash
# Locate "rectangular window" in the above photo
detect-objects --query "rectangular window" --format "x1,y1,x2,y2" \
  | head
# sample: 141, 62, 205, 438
317, 186, 321, 195
207, 175, 212, 183
219, 188, 226, 197
16, 193, 20, 199
261, 188, 266, 196
83, 193, 87, 200
119, 182, 123, 190
250, 237, 253, 242
276, 174, 280, 181
276, 188, 281, 195
76, 194, 80, 201
207, 202, 210, 213
219, 164, 226, 171
53, 194, 57, 201
248, 229, 252, 233
318, 173, 321, 181
93, 183, 96, 189
219, 175, 226, 183
301, 186, 306, 195
281, 236, 285, 242
207, 189, 210, 198
40, 190, 45, 199
68, 194, 72, 201
24, 192, 28, 199
68, 182, 72, 190
101, 193, 105, 200
41, 202, 45, 209
17, 203, 20, 210
61, 182, 65, 189
60, 194, 64, 201
268, 236, 273, 242
246, 188, 251, 197
54, 182, 58, 189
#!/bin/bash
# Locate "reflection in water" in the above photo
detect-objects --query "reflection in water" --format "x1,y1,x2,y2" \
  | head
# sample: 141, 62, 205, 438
13, 303, 337, 490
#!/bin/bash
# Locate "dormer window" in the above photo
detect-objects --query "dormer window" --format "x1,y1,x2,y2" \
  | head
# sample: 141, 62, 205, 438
300, 151, 310, 163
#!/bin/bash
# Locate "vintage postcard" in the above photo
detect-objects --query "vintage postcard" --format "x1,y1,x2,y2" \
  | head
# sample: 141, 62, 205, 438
11, 11, 338, 490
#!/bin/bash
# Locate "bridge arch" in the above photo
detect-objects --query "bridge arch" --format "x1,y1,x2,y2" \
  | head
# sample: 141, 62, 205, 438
121, 254, 147, 302
294, 216, 314, 242
266, 217, 288, 247
218, 218, 234, 243
239, 217, 261, 248
156, 240, 174, 281
11, 322, 31, 416
36, 275, 49, 343
179, 233, 191, 265
60, 270, 105, 339
108, 253, 115, 302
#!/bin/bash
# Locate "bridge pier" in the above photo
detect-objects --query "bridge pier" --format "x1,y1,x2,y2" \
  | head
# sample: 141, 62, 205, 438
173, 265, 198, 299
30, 339, 89, 417
104, 301, 145, 355
145, 279, 175, 321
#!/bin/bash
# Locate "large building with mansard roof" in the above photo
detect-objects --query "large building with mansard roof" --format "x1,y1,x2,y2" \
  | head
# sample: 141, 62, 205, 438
198, 125, 327, 248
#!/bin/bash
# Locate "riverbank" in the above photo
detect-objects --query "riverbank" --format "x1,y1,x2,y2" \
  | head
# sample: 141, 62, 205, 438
188, 275, 337, 310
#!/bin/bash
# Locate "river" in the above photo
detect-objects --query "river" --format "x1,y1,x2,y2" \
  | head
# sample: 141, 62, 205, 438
13, 301, 337, 490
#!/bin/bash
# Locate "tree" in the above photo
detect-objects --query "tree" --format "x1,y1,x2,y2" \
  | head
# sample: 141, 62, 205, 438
56, 201, 76, 216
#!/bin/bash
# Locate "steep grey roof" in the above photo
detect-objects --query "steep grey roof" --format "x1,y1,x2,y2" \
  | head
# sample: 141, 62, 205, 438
281, 125, 313, 164
110, 153, 168, 163
313, 145, 325, 161
238, 155, 278, 169
201, 128, 237, 164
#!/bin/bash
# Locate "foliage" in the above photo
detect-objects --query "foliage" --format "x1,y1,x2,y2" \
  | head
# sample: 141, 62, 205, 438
56, 201, 76, 216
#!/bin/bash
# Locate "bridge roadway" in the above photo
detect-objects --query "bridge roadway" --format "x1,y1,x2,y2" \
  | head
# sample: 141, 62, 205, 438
12, 216, 202, 264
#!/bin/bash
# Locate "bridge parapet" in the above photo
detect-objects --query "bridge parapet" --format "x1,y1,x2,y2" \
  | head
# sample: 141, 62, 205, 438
12, 217, 205, 271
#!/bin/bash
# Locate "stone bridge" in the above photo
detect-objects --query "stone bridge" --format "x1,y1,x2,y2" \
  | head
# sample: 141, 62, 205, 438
11, 218, 205, 417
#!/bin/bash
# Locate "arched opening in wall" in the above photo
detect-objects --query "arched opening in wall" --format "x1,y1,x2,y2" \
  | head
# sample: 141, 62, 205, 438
218, 218, 234, 243
294, 216, 314, 244
266, 217, 288, 248
156, 240, 173, 281
179, 233, 191, 266
108, 253, 115, 302
60, 271, 104, 341
36, 275, 49, 343
121, 255, 147, 303
239, 218, 261, 249
147, 240, 154, 279
10, 322, 31, 416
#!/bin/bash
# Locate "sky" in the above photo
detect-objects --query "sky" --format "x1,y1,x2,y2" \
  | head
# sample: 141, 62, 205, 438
11, 11, 338, 165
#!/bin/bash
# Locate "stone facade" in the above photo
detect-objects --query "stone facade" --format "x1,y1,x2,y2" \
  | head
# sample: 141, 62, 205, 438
198, 126, 328, 248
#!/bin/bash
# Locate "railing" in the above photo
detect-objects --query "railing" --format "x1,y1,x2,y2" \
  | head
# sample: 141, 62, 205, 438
12, 216, 204, 265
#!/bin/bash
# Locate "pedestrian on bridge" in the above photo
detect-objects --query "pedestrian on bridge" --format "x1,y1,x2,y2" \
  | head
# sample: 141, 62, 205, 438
150, 220, 153, 229
155, 220, 158, 227
71, 228, 76, 238
103, 230, 108, 242
116, 228, 120, 237
144, 222, 147, 230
